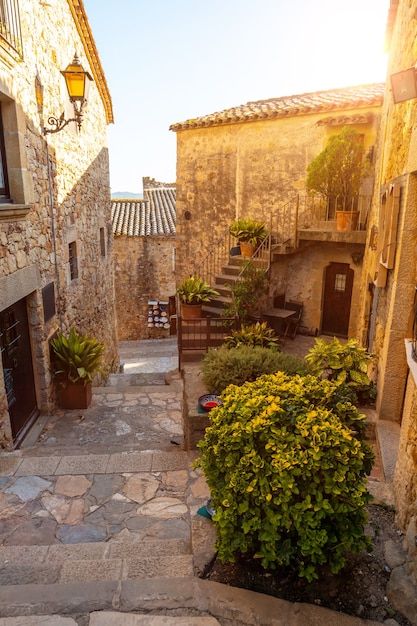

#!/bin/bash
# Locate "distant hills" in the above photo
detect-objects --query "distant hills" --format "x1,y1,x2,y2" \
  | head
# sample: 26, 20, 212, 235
111, 192, 143, 199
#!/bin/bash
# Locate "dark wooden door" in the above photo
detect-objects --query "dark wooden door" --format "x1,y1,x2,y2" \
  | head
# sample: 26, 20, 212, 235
0, 299, 38, 441
322, 262, 354, 337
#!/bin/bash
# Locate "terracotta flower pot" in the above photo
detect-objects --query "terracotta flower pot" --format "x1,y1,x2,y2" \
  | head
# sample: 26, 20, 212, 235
60, 381, 92, 410
181, 303, 203, 319
336, 210, 359, 232
239, 241, 256, 257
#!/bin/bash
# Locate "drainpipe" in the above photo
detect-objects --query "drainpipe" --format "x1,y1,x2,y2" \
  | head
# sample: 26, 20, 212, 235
45, 141, 63, 331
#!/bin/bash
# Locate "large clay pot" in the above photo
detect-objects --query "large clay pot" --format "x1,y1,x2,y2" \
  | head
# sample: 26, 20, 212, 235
181, 303, 203, 319
239, 241, 256, 257
336, 210, 359, 232
60, 381, 92, 410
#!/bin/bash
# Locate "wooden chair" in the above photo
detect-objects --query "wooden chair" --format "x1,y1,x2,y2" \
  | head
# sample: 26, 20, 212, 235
283, 300, 303, 340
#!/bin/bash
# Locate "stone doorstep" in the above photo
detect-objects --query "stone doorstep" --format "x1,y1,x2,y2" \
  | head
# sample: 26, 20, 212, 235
374, 420, 401, 483
0, 578, 383, 626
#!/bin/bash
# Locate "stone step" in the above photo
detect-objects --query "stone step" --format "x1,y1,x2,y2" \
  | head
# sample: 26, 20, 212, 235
105, 372, 168, 387
0, 549, 193, 586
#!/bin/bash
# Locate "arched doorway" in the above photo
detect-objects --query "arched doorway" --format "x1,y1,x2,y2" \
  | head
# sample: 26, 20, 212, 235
322, 262, 354, 337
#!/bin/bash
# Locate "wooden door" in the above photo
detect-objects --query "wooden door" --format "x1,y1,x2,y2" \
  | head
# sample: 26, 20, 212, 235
322, 262, 354, 337
0, 299, 38, 442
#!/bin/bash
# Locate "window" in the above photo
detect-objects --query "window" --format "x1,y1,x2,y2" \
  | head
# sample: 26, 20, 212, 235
100, 227, 106, 256
68, 241, 78, 280
0, 0, 23, 58
334, 274, 346, 292
42, 282, 55, 322
0, 104, 9, 201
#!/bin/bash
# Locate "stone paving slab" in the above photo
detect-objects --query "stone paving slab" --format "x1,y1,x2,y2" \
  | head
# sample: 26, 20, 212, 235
89, 613, 221, 625
0, 618, 78, 625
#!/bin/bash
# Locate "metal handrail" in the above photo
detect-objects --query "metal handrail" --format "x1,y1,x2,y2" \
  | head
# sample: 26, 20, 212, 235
0, 0, 23, 58
194, 226, 231, 287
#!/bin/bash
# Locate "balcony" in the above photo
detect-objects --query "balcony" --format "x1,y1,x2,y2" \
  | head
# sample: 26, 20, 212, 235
0, 0, 23, 60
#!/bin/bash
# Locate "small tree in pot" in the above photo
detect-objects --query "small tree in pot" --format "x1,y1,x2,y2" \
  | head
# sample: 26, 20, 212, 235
306, 126, 368, 230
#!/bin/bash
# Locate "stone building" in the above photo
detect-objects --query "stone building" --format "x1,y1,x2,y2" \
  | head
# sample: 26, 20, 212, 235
170, 84, 384, 338
356, 0, 417, 602
0, 0, 118, 448
112, 178, 176, 340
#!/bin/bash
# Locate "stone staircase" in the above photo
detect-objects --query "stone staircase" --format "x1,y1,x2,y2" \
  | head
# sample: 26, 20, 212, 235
0, 353, 215, 619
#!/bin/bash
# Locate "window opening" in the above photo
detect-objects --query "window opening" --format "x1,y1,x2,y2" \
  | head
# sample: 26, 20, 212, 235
334, 273, 346, 292
100, 227, 106, 256
68, 241, 78, 280
0, 104, 10, 201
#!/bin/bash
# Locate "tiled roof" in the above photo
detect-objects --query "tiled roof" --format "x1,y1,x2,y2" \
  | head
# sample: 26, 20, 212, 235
111, 184, 176, 237
170, 83, 385, 131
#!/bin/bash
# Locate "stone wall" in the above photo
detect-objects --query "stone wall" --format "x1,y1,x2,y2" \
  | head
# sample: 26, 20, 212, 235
114, 235, 176, 340
174, 108, 380, 284
0, 0, 118, 446
355, 0, 417, 557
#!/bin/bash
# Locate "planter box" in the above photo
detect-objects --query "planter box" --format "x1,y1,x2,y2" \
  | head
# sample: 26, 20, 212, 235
60, 381, 92, 409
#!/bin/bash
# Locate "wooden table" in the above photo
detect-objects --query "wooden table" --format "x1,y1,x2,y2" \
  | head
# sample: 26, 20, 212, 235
261, 308, 297, 343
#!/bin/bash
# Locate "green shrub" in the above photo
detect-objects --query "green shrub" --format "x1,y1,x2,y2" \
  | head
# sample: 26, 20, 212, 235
196, 372, 374, 582
223, 260, 269, 324
202, 345, 307, 394
305, 337, 376, 405
225, 322, 280, 350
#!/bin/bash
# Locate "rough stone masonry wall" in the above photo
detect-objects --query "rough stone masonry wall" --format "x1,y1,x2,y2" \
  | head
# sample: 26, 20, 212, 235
354, 0, 417, 567
0, 0, 118, 444
114, 235, 176, 340
174, 108, 380, 284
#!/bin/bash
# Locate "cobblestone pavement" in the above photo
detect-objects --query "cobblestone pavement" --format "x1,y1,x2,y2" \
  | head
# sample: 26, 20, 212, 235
0, 336, 390, 625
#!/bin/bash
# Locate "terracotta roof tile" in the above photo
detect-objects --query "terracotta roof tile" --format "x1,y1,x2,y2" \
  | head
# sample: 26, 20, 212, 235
111, 184, 176, 237
170, 83, 385, 131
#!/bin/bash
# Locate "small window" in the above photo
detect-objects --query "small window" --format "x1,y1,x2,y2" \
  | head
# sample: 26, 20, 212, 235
68, 241, 78, 280
100, 227, 106, 256
334, 274, 346, 292
0, 104, 10, 201
42, 282, 56, 322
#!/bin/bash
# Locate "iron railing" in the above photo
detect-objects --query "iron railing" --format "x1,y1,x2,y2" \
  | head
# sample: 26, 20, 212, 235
0, 0, 23, 58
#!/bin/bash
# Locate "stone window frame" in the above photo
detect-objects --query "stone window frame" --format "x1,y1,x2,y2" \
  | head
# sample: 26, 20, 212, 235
0, 92, 33, 222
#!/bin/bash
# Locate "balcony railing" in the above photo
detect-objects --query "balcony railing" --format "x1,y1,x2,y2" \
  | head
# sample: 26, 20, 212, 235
0, 0, 22, 58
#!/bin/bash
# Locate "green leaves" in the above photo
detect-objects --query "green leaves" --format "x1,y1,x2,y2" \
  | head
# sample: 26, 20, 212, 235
305, 337, 376, 405
51, 327, 105, 385
176, 276, 219, 304
197, 372, 374, 581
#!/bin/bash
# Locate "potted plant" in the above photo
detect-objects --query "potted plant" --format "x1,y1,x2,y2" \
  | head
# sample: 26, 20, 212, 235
306, 126, 367, 231
177, 276, 219, 319
229, 218, 269, 257
51, 327, 105, 409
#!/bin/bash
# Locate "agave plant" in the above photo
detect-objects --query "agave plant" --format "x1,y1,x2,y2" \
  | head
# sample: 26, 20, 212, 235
51, 327, 105, 386
176, 276, 219, 305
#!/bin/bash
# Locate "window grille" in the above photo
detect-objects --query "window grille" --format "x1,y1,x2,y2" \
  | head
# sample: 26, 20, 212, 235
0, 0, 23, 58
68, 241, 78, 280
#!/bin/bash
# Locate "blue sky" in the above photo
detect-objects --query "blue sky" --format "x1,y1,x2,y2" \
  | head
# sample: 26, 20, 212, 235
83, 0, 390, 194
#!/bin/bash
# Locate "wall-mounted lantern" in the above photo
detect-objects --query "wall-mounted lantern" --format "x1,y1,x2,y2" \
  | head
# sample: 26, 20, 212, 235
390, 67, 417, 104
43, 54, 93, 134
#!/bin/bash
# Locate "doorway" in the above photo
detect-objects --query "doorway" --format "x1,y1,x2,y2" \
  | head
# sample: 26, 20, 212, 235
322, 262, 354, 337
0, 299, 39, 443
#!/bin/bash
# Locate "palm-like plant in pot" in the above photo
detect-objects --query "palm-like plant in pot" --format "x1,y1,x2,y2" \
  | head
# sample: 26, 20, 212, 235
177, 276, 219, 319
229, 218, 269, 257
51, 327, 105, 409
